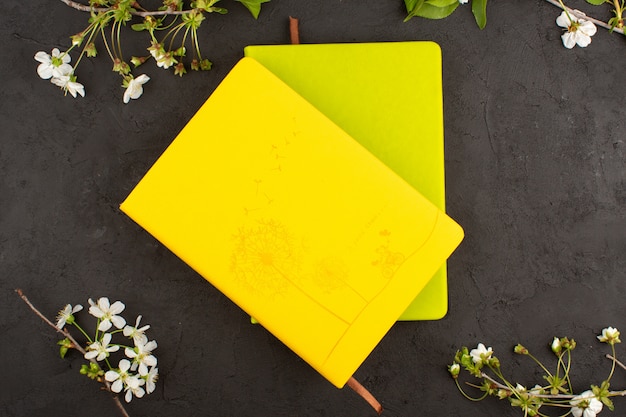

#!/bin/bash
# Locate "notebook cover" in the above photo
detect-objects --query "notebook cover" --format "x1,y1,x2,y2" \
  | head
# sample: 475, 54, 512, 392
120, 57, 463, 387
244, 42, 448, 320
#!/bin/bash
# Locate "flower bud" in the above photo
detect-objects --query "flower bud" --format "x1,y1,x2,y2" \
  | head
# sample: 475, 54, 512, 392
551, 337, 562, 354
85, 42, 97, 58
131, 56, 148, 67
598, 327, 621, 345
448, 363, 460, 379
174, 62, 187, 77
489, 356, 500, 369
200, 58, 212, 71
514, 344, 528, 355
497, 389, 511, 399
71, 32, 85, 47
113, 59, 131, 75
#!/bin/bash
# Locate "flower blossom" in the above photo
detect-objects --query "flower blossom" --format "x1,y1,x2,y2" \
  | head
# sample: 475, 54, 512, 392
458, 0, 468, 3
556, 10, 597, 49
597, 327, 621, 345
123, 315, 151, 344
88, 297, 126, 331
105, 358, 133, 393
51, 75, 85, 98
125, 339, 158, 374
156, 51, 177, 69
123, 74, 150, 103
470, 343, 493, 364
84, 333, 119, 361
56, 303, 83, 329
570, 390, 603, 417
123, 375, 146, 402
106, 359, 146, 403
140, 366, 159, 394
34, 48, 72, 80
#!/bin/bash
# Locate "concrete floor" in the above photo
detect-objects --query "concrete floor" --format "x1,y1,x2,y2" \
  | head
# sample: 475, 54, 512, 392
2, 1, 625, 416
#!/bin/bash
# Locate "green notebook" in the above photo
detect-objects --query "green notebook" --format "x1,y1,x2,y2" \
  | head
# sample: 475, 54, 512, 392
244, 41, 449, 320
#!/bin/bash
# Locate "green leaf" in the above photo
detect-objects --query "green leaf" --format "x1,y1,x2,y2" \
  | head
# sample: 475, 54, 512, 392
586, 0, 606, 5
404, 0, 421, 13
410, 2, 459, 20
472, 0, 488, 29
236, 0, 270, 19
131, 23, 146, 31
426, 0, 459, 7
57, 338, 72, 359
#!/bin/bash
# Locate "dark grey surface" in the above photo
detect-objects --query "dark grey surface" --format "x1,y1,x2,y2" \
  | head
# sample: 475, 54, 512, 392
2, 1, 625, 416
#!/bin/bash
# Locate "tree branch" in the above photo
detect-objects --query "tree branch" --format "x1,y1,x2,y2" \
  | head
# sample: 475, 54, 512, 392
58, 0, 200, 17
543, 0, 625, 35
15, 288, 131, 417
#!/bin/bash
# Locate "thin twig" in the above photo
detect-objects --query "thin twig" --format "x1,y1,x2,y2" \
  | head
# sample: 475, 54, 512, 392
15, 289, 131, 417
58, 0, 199, 17
480, 372, 576, 399
481, 371, 626, 400
543, 0, 625, 35
347, 377, 383, 415
607, 354, 626, 372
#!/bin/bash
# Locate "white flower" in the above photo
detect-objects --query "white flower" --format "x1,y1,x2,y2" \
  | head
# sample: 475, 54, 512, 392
458, 0, 468, 3
55, 303, 83, 329
105, 359, 147, 402
470, 343, 493, 364
123, 315, 150, 345
51, 75, 85, 98
556, 10, 597, 49
597, 327, 621, 344
530, 384, 544, 395
156, 52, 177, 69
123, 74, 150, 103
123, 374, 146, 403
125, 339, 158, 374
551, 336, 562, 353
570, 390, 603, 417
140, 366, 159, 394
105, 358, 133, 393
84, 333, 120, 361
88, 297, 126, 331
34, 48, 72, 80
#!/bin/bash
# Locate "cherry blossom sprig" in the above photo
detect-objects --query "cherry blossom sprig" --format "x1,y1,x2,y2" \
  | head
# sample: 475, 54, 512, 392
16, 289, 158, 417
34, 0, 269, 102
449, 327, 626, 417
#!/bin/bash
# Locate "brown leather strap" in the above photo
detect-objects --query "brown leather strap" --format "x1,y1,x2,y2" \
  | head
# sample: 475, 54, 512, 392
347, 376, 383, 415
289, 16, 300, 45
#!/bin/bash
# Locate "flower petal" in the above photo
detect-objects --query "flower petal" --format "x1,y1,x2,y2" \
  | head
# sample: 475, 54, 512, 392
579, 20, 597, 36
561, 32, 577, 49
111, 315, 126, 329
119, 359, 131, 372
98, 319, 113, 332
109, 301, 125, 315
556, 11, 572, 29
111, 379, 124, 393
34, 51, 51, 64
575, 33, 592, 48
37, 64, 54, 80
84, 350, 98, 360
105, 370, 120, 382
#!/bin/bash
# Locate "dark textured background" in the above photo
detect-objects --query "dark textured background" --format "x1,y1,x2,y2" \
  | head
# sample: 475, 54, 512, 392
2, 1, 625, 416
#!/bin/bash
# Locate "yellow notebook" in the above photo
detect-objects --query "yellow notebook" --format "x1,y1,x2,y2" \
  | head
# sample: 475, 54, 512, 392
120, 57, 464, 388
